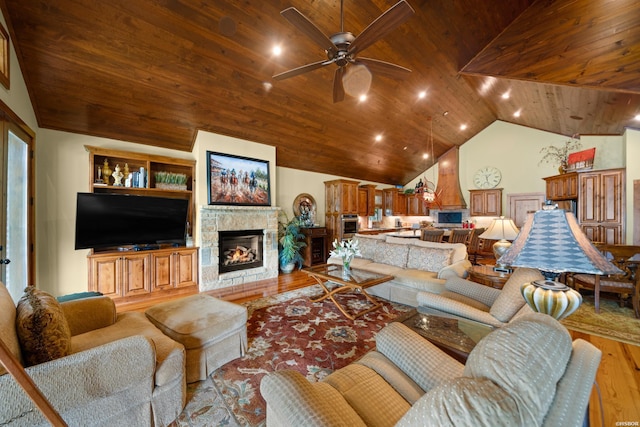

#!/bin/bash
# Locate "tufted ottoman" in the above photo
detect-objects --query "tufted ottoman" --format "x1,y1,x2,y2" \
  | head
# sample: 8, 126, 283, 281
145, 294, 248, 383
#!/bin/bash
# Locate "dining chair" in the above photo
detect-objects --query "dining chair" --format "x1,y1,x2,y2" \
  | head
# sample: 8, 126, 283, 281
420, 229, 445, 243
449, 228, 472, 244
466, 227, 486, 265
572, 244, 640, 318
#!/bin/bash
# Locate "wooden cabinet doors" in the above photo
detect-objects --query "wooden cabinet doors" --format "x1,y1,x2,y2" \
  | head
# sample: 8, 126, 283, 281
469, 189, 502, 216
579, 169, 625, 244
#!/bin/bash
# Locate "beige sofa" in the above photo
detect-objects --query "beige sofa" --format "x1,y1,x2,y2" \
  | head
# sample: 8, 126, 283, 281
328, 233, 472, 306
261, 313, 602, 427
0, 283, 186, 426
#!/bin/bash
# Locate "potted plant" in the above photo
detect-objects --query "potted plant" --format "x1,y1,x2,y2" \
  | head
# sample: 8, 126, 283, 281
538, 136, 582, 174
278, 213, 307, 273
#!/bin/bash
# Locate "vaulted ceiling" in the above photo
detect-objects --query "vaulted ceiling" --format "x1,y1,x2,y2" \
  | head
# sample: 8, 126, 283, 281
2, 0, 639, 185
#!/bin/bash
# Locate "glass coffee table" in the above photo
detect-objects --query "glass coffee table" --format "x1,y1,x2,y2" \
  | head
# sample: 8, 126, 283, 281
302, 264, 393, 320
394, 307, 494, 363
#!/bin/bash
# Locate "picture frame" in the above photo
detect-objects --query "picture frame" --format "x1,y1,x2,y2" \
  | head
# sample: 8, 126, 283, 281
206, 151, 271, 206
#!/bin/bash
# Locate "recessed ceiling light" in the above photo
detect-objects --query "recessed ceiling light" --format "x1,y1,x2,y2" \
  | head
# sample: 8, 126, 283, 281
272, 45, 282, 56
418, 91, 427, 99
513, 109, 521, 118
501, 91, 510, 99
635, 114, 640, 121
375, 134, 383, 142
359, 94, 367, 102
423, 153, 429, 159
263, 82, 273, 91
443, 111, 449, 116
460, 124, 467, 131
403, 146, 408, 150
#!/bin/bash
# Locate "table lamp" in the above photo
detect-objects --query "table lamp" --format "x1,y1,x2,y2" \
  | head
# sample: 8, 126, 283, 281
498, 207, 621, 320
479, 216, 519, 268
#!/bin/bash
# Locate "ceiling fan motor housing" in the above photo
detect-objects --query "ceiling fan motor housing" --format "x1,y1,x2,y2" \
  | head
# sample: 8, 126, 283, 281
328, 32, 355, 66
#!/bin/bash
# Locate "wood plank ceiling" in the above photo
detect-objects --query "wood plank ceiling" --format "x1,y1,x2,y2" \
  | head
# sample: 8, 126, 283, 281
1, 0, 639, 185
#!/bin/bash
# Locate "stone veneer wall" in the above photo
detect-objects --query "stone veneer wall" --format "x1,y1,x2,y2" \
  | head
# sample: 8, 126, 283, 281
199, 205, 280, 291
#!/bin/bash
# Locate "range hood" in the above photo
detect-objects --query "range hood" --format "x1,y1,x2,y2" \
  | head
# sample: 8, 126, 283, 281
434, 147, 467, 210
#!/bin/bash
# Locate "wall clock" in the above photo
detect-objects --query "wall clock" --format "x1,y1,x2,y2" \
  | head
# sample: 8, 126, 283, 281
473, 166, 502, 189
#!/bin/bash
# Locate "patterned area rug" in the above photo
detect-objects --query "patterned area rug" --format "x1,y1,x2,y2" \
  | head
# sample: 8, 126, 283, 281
171, 285, 412, 427
560, 295, 640, 345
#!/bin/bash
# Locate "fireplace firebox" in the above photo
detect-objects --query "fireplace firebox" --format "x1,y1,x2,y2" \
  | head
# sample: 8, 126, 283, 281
218, 229, 264, 273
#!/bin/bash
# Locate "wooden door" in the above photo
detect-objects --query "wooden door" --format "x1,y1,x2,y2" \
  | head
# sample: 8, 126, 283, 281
174, 249, 198, 288
579, 172, 599, 223
152, 251, 173, 290
508, 193, 545, 228
121, 253, 150, 297
88, 255, 120, 297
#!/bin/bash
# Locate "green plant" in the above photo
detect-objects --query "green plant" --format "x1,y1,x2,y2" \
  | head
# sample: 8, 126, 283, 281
278, 213, 307, 269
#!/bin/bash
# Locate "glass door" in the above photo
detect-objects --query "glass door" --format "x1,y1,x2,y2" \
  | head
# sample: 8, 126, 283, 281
0, 120, 34, 302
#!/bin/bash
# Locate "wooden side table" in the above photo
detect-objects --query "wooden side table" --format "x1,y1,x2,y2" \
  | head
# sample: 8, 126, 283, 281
468, 265, 511, 289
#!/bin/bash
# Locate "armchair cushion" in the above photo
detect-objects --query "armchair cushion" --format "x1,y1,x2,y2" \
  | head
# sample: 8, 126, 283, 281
15, 286, 72, 366
444, 276, 501, 307
397, 377, 520, 427
464, 314, 572, 425
489, 268, 542, 322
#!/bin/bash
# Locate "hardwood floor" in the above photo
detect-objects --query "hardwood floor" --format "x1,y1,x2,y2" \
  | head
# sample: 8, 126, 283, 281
119, 270, 640, 425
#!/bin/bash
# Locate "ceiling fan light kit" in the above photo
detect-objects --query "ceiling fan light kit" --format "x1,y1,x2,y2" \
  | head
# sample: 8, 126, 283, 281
274, 0, 415, 103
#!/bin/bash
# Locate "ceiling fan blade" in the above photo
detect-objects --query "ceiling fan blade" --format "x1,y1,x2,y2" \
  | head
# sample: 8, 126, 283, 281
349, 0, 415, 55
333, 67, 345, 103
354, 57, 411, 80
273, 59, 332, 80
281, 7, 338, 53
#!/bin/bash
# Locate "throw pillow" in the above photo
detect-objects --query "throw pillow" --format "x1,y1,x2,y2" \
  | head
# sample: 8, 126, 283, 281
16, 286, 72, 366
406, 246, 452, 272
355, 236, 379, 260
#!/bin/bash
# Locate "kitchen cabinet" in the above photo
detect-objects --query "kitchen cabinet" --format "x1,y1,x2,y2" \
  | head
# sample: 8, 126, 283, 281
469, 189, 502, 216
544, 172, 578, 201
406, 194, 429, 216
358, 184, 377, 216
325, 179, 360, 248
578, 169, 625, 244
88, 247, 198, 305
383, 188, 407, 216
300, 227, 328, 267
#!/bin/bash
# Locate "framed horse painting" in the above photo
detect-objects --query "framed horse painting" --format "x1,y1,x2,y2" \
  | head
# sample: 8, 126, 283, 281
206, 151, 271, 206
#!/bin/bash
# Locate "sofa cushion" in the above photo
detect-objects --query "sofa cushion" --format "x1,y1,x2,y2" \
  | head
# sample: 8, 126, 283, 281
464, 313, 572, 425
406, 246, 452, 273
0, 282, 21, 375
15, 286, 72, 366
489, 268, 542, 322
354, 236, 380, 260
408, 240, 467, 264
373, 242, 409, 268
397, 377, 522, 427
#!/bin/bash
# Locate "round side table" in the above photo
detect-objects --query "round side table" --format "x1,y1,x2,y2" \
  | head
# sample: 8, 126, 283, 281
468, 265, 511, 289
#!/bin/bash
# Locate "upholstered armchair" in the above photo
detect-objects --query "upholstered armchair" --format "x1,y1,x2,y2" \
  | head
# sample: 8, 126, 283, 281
261, 313, 601, 427
416, 267, 544, 328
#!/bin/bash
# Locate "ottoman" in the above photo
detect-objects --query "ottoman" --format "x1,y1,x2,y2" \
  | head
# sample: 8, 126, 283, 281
145, 294, 248, 383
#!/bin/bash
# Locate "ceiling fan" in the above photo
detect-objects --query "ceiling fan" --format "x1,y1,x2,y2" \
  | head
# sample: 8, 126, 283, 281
273, 0, 415, 103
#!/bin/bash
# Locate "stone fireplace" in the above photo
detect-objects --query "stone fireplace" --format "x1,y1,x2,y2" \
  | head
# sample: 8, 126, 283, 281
199, 205, 279, 291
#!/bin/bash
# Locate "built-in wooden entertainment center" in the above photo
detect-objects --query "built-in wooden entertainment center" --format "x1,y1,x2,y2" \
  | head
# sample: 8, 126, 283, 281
84, 145, 198, 306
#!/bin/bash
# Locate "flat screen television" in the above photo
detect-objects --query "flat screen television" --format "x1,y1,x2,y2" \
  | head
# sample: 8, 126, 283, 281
75, 192, 189, 250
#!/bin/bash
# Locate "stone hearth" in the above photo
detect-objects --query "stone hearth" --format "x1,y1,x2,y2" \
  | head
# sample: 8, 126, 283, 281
199, 205, 279, 291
